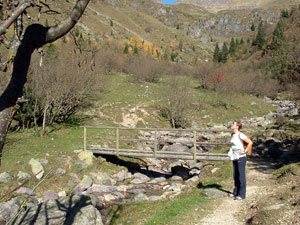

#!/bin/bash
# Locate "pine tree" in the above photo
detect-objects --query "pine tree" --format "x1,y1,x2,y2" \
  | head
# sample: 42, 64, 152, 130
281, 9, 289, 18
253, 21, 265, 50
271, 20, 285, 50
229, 38, 236, 56
213, 42, 220, 62
123, 44, 129, 54
134, 44, 139, 54
235, 38, 239, 47
251, 22, 255, 31
221, 43, 228, 63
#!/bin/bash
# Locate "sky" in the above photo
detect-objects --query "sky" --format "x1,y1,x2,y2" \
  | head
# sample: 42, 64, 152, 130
162, 0, 177, 5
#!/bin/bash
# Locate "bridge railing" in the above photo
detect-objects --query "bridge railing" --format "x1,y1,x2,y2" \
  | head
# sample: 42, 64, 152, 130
82, 126, 233, 161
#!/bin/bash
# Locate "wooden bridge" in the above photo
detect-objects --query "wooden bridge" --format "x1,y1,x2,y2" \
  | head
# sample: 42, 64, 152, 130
82, 126, 231, 161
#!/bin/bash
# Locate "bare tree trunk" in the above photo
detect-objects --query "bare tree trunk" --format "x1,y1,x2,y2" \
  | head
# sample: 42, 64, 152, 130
42, 102, 48, 135
0, 0, 91, 166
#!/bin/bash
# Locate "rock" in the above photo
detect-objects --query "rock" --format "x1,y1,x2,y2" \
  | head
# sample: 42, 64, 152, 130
56, 168, 66, 176
0, 198, 23, 224
152, 177, 167, 183
189, 168, 201, 176
104, 192, 124, 202
29, 158, 44, 180
58, 191, 66, 198
167, 143, 189, 152
0, 172, 12, 183
202, 188, 228, 198
90, 172, 111, 185
170, 175, 183, 182
43, 191, 59, 202
127, 189, 146, 194
160, 181, 169, 186
78, 151, 95, 166
72, 175, 93, 195
149, 195, 165, 201
146, 158, 163, 168
130, 193, 148, 202
168, 183, 185, 192
12, 195, 103, 225
116, 185, 128, 192
86, 185, 117, 194
130, 173, 150, 184
16, 187, 35, 195
17, 171, 30, 180
112, 170, 127, 182
185, 176, 200, 185
211, 168, 220, 174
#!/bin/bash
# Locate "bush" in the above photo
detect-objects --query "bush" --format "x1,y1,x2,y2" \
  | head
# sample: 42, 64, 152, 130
158, 77, 192, 128
124, 56, 165, 83
13, 42, 104, 130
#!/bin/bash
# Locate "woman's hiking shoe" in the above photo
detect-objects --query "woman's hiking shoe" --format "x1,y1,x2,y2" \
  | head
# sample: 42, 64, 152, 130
234, 196, 244, 200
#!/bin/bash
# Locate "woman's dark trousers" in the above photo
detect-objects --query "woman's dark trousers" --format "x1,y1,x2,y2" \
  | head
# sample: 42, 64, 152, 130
233, 156, 246, 199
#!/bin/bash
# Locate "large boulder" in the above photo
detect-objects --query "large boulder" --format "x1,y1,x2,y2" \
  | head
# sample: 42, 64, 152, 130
12, 195, 103, 225
167, 143, 189, 152
130, 173, 150, 184
29, 158, 44, 180
78, 151, 95, 166
0, 198, 23, 224
72, 175, 93, 195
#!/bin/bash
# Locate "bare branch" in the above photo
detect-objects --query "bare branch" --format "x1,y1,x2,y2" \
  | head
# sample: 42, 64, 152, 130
45, 0, 90, 43
0, 0, 33, 35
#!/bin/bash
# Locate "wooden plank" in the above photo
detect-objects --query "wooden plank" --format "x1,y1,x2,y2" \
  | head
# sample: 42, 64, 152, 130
87, 137, 229, 145
81, 126, 233, 133
88, 149, 229, 161
87, 147, 227, 157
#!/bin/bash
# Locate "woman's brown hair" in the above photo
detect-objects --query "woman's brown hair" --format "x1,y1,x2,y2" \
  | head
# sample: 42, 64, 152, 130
234, 120, 242, 131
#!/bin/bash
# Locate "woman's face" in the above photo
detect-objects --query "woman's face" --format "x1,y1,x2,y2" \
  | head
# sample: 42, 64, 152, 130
231, 122, 239, 131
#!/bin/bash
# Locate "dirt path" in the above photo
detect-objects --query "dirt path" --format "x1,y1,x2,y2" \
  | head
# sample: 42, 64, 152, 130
199, 159, 276, 225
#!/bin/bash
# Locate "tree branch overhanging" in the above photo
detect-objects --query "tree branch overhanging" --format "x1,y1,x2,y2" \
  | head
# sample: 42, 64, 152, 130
0, 0, 33, 35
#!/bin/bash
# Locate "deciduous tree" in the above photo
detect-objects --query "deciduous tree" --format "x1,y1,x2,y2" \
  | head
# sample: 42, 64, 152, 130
0, 0, 91, 166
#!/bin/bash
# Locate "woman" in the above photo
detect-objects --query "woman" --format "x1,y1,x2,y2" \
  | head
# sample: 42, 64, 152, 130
228, 121, 253, 200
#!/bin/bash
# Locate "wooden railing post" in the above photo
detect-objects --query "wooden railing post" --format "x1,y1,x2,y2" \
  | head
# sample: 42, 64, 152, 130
193, 130, 197, 161
84, 127, 87, 151
154, 129, 158, 158
116, 128, 119, 156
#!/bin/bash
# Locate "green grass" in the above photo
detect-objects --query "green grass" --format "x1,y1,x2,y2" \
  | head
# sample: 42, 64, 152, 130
108, 188, 211, 225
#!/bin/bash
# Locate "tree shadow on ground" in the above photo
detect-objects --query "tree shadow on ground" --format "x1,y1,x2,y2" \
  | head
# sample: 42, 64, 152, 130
11, 195, 98, 225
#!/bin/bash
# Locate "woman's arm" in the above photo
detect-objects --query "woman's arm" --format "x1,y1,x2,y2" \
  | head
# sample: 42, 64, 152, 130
244, 138, 253, 153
